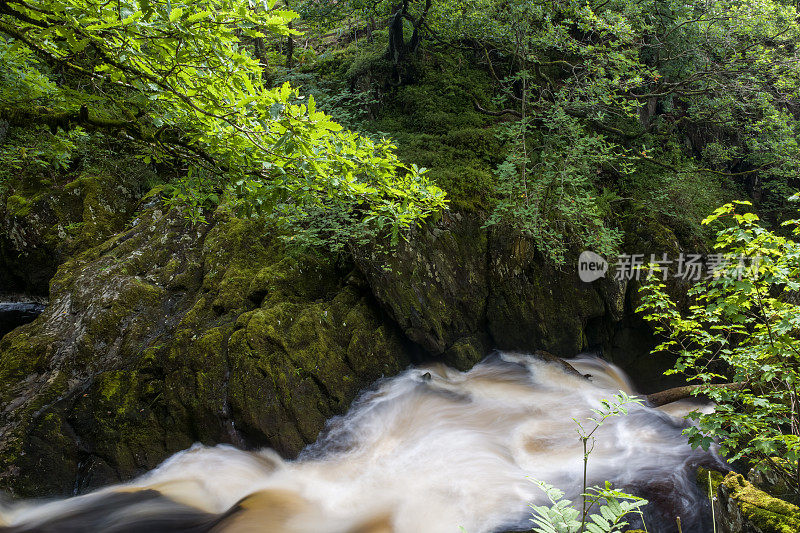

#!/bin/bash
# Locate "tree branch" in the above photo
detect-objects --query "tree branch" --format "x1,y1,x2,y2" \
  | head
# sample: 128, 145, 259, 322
471, 96, 522, 118
0, 106, 217, 166
646, 382, 746, 407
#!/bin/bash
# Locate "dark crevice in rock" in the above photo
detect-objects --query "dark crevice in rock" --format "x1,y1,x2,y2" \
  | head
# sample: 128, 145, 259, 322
220, 320, 245, 449
481, 226, 497, 350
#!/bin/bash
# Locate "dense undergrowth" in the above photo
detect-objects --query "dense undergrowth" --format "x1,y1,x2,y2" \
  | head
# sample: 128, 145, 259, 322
273, 32, 745, 255
4, 0, 797, 264
1, 5, 800, 530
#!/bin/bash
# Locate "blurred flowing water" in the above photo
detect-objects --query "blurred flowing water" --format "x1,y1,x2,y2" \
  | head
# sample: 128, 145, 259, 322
0, 352, 724, 533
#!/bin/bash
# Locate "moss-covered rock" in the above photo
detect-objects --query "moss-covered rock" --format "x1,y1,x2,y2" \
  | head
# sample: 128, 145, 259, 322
0, 207, 410, 497
0, 171, 145, 295
698, 468, 800, 533
486, 228, 606, 356
352, 211, 491, 369
599, 211, 706, 392
748, 459, 795, 501
353, 212, 619, 364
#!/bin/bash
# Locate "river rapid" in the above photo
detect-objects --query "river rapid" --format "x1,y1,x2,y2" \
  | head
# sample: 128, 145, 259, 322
0, 352, 724, 533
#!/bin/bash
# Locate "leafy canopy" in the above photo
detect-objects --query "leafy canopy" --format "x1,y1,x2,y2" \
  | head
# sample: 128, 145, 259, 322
0, 0, 447, 248
478, 0, 799, 259
320, 0, 798, 260
267, 0, 800, 259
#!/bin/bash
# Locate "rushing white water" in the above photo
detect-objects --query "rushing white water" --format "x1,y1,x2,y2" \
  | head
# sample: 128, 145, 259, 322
0, 352, 724, 533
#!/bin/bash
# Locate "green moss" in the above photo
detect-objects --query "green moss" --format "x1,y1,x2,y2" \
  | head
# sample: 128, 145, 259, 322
1, 163, 144, 294
442, 336, 485, 371
388, 130, 499, 210
122, 277, 165, 305
697, 467, 726, 499
6, 194, 31, 216
313, 29, 390, 82
199, 215, 279, 312
364, 52, 502, 211
224, 279, 409, 450
95, 371, 143, 418
343, 40, 389, 81
722, 472, 800, 533
749, 458, 794, 497
64, 175, 121, 246
43, 173, 137, 253
282, 39, 504, 212
0, 331, 48, 385
0, 202, 414, 494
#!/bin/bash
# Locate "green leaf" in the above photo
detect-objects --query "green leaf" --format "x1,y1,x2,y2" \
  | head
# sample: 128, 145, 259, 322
169, 7, 183, 22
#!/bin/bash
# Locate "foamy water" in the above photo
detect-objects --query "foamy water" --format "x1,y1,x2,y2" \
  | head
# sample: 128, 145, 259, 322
0, 352, 724, 532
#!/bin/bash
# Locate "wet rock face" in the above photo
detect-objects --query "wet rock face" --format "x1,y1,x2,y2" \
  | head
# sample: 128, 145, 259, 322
352, 212, 619, 368
0, 208, 410, 497
351, 212, 491, 369
0, 302, 45, 338
0, 173, 142, 296
350, 210, 693, 391
486, 228, 607, 357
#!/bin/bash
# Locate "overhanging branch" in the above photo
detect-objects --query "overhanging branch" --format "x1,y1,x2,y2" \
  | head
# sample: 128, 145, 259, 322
646, 382, 746, 407
0, 106, 217, 166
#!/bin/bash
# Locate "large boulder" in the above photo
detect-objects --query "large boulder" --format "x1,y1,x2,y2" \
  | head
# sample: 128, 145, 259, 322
486, 228, 606, 356
352, 211, 490, 369
0, 207, 410, 497
353, 212, 626, 368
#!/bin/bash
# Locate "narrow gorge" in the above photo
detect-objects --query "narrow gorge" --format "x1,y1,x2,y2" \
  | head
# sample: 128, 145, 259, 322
2, 0, 800, 531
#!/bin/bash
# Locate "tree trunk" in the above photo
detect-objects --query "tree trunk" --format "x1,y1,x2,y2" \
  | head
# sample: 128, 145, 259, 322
387, 1, 408, 66
284, 0, 294, 68
253, 37, 270, 81
286, 21, 294, 68
368, 15, 375, 42
387, 0, 432, 68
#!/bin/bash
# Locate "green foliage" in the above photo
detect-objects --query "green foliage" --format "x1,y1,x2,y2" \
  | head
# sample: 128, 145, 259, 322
622, 159, 735, 245
0, 126, 89, 175
365, 49, 500, 210
5, 0, 798, 254
271, 32, 389, 132
486, 106, 624, 264
578, 391, 643, 435
0, 40, 54, 106
0, 0, 447, 249
285, 0, 798, 256
638, 197, 800, 495
442, 0, 798, 257
285, 5, 504, 210
531, 481, 648, 533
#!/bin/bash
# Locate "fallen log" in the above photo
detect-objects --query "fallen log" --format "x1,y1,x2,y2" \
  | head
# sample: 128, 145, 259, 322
646, 382, 746, 407
533, 350, 585, 378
